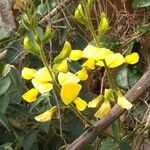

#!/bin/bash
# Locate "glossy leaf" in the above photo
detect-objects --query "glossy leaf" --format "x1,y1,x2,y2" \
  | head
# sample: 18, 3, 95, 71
132, 0, 150, 8
0, 76, 11, 95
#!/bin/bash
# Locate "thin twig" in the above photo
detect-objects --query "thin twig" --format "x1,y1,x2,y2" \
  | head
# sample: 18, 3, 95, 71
39, 0, 71, 26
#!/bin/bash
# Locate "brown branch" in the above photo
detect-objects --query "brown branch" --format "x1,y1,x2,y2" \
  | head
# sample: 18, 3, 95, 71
66, 69, 150, 150
39, 0, 71, 26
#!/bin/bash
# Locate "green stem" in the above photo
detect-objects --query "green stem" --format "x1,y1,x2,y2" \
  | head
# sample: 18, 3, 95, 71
103, 60, 118, 102
70, 104, 93, 127
81, 0, 100, 47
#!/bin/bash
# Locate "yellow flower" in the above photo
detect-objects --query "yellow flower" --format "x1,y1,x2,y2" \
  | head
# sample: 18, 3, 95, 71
97, 53, 125, 68
69, 50, 83, 61
53, 60, 68, 73
82, 59, 95, 70
35, 106, 57, 122
58, 72, 80, 85
125, 52, 139, 64
83, 45, 113, 61
34, 67, 53, 82
76, 67, 88, 81
73, 97, 87, 111
88, 95, 103, 108
32, 78, 53, 94
94, 101, 111, 118
61, 83, 82, 105
117, 96, 132, 109
22, 88, 39, 103
22, 67, 36, 80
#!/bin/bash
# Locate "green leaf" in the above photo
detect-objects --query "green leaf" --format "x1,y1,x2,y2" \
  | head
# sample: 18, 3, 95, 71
0, 143, 13, 150
128, 64, 143, 87
83, 144, 95, 150
0, 75, 11, 95
119, 142, 131, 150
100, 138, 116, 150
99, 36, 120, 51
23, 131, 37, 150
112, 120, 121, 142
0, 112, 10, 131
36, 4, 49, 16
5, 41, 24, 63
115, 64, 143, 90
132, 0, 150, 8
2, 64, 11, 77
0, 94, 9, 113
30, 93, 49, 111
115, 66, 129, 90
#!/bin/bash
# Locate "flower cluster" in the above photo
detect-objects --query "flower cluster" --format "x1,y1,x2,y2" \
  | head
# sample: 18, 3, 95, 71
22, 41, 139, 122
75, 44, 139, 81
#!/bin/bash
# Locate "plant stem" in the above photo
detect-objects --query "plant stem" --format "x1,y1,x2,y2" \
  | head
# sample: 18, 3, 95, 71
81, 0, 100, 47
70, 104, 93, 127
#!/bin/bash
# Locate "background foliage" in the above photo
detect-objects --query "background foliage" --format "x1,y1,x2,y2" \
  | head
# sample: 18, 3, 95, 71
0, 0, 150, 149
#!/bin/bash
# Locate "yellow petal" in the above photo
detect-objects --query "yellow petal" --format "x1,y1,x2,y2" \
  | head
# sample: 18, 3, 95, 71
22, 88, 39, 103
32, 78, 53, 94
125, 52, 139, 64
53, 60, 68, 73
82, 59, 95, 70
34, 67, 53, 82
88, 95, 103, 108
117, 96, 132, 109
73, 97, 87, 111
35, 106, 57, 122
96, 60, 104, 67
97, 53, 125, 68
69, 50, 83, 61
76, 67, 88, 81
58, 71, 80, 85
22, 67, 36, 80
94, 101, 111, 118
61, 83, 82, 105
83, 45, 113, 61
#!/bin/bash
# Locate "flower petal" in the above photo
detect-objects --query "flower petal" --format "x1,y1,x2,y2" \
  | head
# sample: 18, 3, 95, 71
97, 53, 125, 68
82, 59, 95, 70
76, 67, 88, 81
83, 45, 113, 61
73, 97, 87, 111
61, 83, 82, 105
53, 60, 68, 73
22, 88, 39, 103
88, 95, 103, 108
34, 67, 53, 82
125, 52, 139, 64
117, 96, 132, 109
35, 106, 57, 122
69, 50, 83, 61
94, 101, 111, 118
22, 67, 36, 80
32, 78, 53, 94
58, 71, 80, 85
